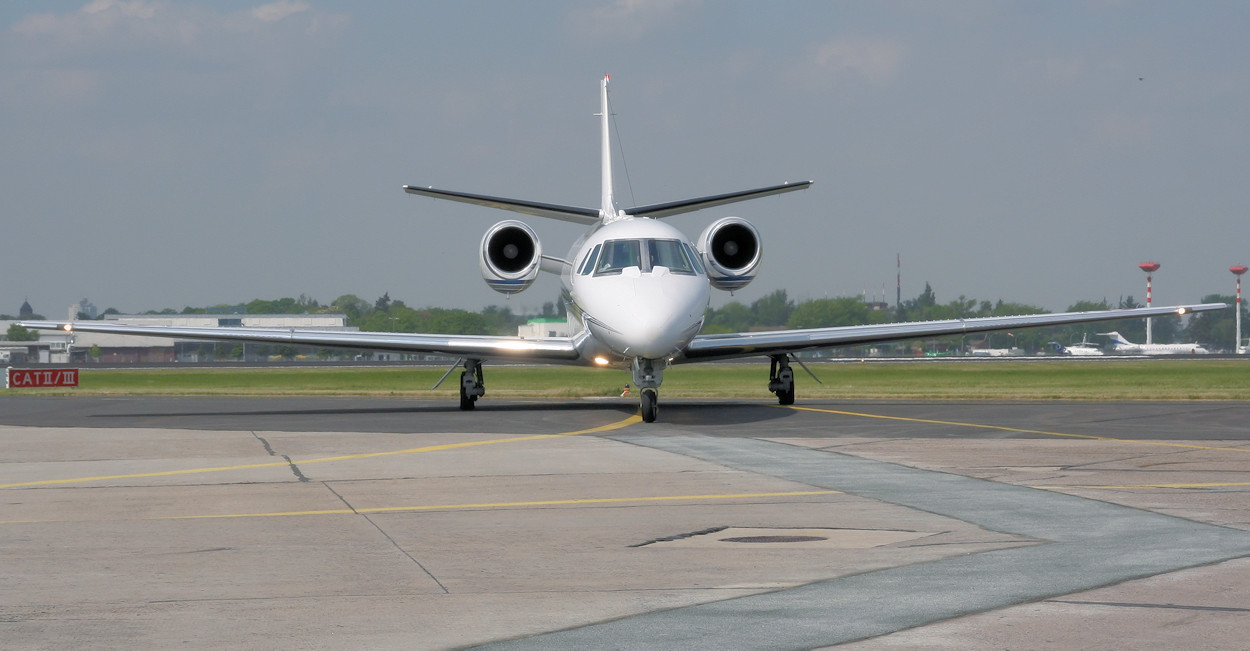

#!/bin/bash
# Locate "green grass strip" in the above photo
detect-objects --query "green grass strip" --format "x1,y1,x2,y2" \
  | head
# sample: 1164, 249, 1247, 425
6, 360, 1247, 400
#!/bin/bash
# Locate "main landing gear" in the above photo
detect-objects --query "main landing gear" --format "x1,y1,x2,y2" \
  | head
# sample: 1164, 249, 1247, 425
459, 359, 485, 410
769, 354, 796, 405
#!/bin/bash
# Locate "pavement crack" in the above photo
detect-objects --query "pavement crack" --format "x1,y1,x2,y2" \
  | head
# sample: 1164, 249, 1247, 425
252, 431, 277, 456
322, 482, 449, 594
1046, 599, 1250, 613
630, 526, 728, 548
252, 431, 308, 482
283, 455, 309, 482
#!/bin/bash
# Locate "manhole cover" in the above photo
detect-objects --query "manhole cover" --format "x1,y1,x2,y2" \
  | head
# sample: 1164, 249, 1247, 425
721, 535, 830, 543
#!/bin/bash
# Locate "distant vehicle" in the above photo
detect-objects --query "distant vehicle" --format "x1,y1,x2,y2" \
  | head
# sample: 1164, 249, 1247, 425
1096, 331, 1210, 355
968, 347, 1023, 357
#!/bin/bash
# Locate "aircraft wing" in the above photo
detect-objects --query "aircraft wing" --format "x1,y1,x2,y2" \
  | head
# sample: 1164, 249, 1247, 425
679, 303, 1226, 362
19, 321, 582, 363
629, 181, 813, 219
403, 185, 600, 225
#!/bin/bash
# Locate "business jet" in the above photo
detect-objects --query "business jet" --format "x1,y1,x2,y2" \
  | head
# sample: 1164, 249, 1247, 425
21, 76, 1225, 422
1097, 331, 1211, 355
1048, 335, 1105, 356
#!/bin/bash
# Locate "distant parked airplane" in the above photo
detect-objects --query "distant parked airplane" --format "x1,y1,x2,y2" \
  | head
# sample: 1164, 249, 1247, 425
1048, 336, 1105, 356
1097, 331, 1210, 355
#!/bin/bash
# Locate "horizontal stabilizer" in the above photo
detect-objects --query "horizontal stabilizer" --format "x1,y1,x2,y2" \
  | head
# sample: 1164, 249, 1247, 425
629, 181, 813, 219
404, 185, 600, 225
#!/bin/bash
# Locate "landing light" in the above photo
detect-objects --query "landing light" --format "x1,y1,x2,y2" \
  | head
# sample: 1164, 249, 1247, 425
62, 324, 74, 332
1177, 307, 1188, 315
593, 356, 611, 365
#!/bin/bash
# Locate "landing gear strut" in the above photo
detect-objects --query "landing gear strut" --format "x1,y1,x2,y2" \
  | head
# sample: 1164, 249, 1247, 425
769, 355, 795, 405
459, 359, 485, 410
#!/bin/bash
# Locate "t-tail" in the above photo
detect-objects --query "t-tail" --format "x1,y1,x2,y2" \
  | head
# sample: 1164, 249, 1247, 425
1098, 331, 1132, 346
403, 76, 813, 226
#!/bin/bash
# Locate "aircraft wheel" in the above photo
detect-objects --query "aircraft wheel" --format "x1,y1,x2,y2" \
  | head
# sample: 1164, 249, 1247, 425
459, 372, 476, 411
777, 384, 795, 406
640, 389, 658, 423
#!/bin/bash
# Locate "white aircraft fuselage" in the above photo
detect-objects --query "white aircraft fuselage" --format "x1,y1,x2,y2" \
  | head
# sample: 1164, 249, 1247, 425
1097, 331, 1210, 355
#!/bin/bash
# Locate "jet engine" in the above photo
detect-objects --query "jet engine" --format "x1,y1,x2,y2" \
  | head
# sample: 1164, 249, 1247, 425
697, 217, 762, 292
479, 220, 541, 294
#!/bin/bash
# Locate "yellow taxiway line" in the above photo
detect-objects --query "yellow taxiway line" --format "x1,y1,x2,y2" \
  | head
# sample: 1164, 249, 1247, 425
156, 490, 840, 521
0, 413, 642, 490
786, 405, 1250, 454
787, 405, 1250, 492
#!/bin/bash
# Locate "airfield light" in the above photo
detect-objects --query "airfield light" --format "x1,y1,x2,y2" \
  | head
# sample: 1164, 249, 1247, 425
1232, 266, 1248, 354
1138, 262, 1160, 344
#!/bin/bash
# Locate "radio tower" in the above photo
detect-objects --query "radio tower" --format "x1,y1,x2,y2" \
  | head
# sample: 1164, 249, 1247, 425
895, 253, 902, 319
1138, 262, 1160, 344
1232, 265, 1247, 354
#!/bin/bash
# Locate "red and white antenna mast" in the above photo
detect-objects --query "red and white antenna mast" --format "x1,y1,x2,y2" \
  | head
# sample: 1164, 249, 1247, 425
1139, 262, 1160, 344
1232, 265, 1247, 354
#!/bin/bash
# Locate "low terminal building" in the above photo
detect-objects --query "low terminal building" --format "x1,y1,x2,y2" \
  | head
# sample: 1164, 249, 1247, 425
517, 317, 571, 338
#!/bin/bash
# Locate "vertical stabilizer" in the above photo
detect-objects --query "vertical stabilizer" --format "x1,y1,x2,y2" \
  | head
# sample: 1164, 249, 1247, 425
599, 75, 618, 222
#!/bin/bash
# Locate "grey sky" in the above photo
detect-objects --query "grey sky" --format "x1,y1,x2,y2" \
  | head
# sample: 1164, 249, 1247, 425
4, 1, 1247, 319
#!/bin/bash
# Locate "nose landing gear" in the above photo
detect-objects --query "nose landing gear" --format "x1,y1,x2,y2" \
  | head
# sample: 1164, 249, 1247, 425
640, 388, 658, 422
632, 357, 664, 423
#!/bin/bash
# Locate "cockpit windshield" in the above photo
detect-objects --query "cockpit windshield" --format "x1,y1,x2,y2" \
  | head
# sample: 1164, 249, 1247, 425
590, 238, 699, 276
595, 240, 642, 275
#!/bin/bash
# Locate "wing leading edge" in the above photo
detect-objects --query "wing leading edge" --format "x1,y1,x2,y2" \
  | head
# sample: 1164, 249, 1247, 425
19, 321, 582, 363
680, 303, 1227, 362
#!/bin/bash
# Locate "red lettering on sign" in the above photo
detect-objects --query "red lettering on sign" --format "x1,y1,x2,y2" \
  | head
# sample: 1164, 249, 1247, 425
6, 369, 79, 388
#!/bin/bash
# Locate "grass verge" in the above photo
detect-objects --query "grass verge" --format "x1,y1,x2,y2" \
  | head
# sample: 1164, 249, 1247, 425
5, 360, 1247, 401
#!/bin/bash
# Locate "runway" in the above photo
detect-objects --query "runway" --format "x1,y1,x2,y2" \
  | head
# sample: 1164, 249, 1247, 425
2, 396, 1249, 649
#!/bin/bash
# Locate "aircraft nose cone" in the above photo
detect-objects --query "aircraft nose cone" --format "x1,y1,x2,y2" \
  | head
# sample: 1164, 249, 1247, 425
621, 314, 672, 358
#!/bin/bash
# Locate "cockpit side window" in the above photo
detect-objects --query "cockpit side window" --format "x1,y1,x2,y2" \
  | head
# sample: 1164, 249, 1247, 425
646, 239, 695, 275
578, 244, 601, 275
595, 240, 642, 275
682, 242, 706, 274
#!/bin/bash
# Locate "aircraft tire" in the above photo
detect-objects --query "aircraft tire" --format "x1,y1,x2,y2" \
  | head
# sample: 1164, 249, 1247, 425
459, 372, 476, 411
640, 389, 658, 423
777, 385, 795, 406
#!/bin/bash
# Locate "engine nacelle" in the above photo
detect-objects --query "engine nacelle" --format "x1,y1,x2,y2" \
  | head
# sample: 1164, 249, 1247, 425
479, 220, 541, 295
697, 217, 762, 292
